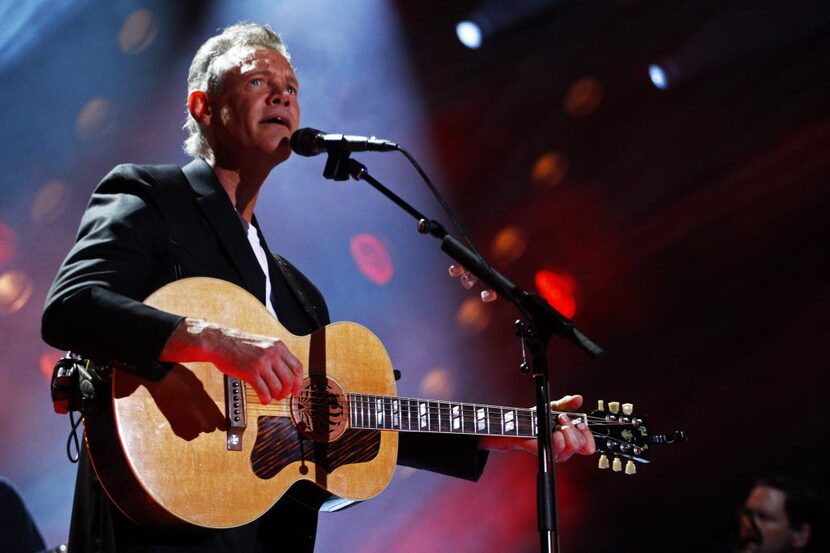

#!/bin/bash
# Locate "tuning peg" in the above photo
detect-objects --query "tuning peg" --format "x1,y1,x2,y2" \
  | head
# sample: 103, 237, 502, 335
480, 289, 498, 303
612, 456, 622, 472
448, 264, 466, 277
624, 460, 637, 475
622, 403, 633, 416
597, 400, 605, 411
598, 454, 610, 470
608, 401, 620, 414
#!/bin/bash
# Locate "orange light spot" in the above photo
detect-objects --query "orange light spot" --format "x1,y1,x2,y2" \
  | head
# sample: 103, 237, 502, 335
119, 9, 159, 54
456, 296, 491, 333
491, 225, 528, 265
420, 367, 455, 398
0, 222, 15, 265
534, 269, 577, 318
349, 233, 393, 285
40, 350, 64, 382
75, 98, 116, 141
31, 180, 69, 224
531, 151, 569, 189
0, 270, 33, 315
564, 77, 602, 118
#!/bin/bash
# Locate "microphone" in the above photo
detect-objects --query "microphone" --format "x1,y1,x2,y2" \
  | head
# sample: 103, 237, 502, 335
290, 128, 398, 157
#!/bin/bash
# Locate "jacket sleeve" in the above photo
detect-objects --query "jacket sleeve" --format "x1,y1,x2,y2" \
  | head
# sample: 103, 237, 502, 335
41, 165, 183, 378
398, 433, 489, 482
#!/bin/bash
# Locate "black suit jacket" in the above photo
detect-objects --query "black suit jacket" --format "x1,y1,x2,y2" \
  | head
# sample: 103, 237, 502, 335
42, 159, 487, 552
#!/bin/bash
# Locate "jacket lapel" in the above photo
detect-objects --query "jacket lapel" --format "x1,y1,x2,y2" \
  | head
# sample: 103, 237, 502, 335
252, 214, 324, 329
181, 159, 267, 305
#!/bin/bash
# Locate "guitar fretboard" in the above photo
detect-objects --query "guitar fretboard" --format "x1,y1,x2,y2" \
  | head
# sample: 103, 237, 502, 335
348, 394, 538, 437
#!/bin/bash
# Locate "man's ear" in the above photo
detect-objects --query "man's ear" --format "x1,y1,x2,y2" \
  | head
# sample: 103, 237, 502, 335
188, 91, 212, 127
790, 522, 811, 550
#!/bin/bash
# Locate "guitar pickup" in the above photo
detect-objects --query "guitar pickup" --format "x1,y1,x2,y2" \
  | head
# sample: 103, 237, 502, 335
226, 377, 247, 450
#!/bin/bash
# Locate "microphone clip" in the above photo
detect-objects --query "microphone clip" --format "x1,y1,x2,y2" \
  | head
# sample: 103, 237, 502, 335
322, 142, 354, 181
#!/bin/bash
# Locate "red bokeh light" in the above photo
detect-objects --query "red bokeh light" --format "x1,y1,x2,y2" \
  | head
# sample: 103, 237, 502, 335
534, 269, 577, 318
39, 350, 64, 382
349, 233, 393, 285
0, 221, 16, 265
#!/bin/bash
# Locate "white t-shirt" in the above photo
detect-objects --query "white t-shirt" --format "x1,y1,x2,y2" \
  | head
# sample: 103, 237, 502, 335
240, 216, 277, 319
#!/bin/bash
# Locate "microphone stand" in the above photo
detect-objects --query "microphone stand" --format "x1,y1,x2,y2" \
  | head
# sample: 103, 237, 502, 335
319, 148, 603, 553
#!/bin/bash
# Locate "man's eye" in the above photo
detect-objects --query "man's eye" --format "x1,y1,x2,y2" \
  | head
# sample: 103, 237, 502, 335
249, 78, 264, 86
287, 86, 297, 95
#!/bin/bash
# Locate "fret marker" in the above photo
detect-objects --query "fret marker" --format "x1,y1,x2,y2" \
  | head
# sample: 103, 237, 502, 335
476, 408, 486, 432
452, 405, 461, 430
376, 398, 384, 427
419, 402, 428, 429
392, 399, 400, 428
504, 410, 515, 433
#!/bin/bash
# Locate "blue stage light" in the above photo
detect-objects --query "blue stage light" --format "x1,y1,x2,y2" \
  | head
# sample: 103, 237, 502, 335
456, 20, 482, 49
648, 64, 669, 90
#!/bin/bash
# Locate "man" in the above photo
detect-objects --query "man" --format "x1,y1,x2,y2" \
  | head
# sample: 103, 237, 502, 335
42, 23, 594, 552
738, 476, 822, 553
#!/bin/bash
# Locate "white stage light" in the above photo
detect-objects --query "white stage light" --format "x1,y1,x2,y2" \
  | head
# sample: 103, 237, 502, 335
456, 20, 482, 49
648, 64, 669, 90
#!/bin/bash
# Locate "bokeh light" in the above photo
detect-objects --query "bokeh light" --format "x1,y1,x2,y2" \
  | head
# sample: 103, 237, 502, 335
39, 350, 64, 382
420, 367, 455, 398
490, 225, 528, 265
531, 150, 569, 189
0, 269, 34, 315
455, 21, 482, 49
534, 269, 577, 318
455, 295, 492, 333
30, 180, 69, 224
648, 64, 669, 90
349, 233, 393, 285
119, 9, 159, 54
0, 221, 16, 265
75, 98, 116, 141
564, 76, 603, 118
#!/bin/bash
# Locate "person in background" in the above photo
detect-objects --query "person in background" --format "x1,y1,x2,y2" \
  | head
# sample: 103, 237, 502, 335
0, 477, 47, 553
738, 475, 823, 553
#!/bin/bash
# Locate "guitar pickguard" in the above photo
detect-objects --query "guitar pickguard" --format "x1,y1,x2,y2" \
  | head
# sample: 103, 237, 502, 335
251, 416, 381, 479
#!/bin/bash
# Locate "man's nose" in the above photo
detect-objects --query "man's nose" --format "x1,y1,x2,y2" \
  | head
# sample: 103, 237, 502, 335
270, 89, 291, 105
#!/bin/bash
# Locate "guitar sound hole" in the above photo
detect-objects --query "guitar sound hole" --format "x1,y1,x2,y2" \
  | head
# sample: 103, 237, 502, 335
291, 376, 349, 443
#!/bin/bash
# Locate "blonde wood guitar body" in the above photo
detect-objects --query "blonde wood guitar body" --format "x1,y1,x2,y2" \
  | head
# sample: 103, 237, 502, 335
84, 277, 398, 530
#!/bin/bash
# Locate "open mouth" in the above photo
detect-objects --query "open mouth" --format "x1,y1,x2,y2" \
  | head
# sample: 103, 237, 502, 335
262, 116, 290, 128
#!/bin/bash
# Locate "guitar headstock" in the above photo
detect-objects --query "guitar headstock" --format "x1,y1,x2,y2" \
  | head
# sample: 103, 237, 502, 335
588, 400, 686, 475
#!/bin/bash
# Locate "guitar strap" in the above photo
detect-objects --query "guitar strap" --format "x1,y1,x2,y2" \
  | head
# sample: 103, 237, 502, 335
270, 253, 325, 329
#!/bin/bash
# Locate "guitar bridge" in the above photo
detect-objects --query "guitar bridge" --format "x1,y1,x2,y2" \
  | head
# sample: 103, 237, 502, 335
226, 376, 247, 450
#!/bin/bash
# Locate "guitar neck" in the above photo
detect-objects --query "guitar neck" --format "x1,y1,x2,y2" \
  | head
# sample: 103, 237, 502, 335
348, 393, 567, 438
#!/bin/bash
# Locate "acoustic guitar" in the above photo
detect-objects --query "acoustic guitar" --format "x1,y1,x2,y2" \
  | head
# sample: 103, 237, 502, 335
83, 277, 678, 530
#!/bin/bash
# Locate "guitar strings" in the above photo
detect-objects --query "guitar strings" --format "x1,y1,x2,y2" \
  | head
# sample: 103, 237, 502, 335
240, 392, 637, 428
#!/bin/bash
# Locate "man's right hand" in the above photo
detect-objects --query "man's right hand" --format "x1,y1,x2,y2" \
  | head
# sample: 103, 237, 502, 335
159, 317, 304, 404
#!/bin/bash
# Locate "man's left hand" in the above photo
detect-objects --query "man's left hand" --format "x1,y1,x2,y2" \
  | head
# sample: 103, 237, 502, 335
479, 394, 596, 462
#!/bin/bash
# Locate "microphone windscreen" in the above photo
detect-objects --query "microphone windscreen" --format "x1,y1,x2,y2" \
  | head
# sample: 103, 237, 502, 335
290, 128, 322, 157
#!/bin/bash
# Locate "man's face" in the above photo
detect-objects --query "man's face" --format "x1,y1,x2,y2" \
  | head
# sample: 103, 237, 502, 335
208, 46, 300, 168
739, 485, 801, 553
